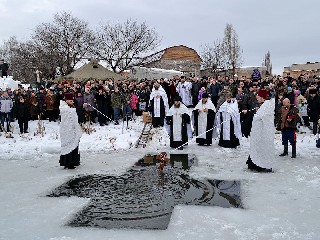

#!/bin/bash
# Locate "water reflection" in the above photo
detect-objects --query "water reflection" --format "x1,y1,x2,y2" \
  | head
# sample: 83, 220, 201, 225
48, 154, 242, 230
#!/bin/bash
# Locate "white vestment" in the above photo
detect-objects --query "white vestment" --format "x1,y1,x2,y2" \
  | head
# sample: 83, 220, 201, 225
194, 99, 216, 139
149, 86, 169, 117
250, 99, 275, 169
215, 99, 241, 140
167, 104, 190, 141
59, 101, 82, 155
176, 81, 192, 106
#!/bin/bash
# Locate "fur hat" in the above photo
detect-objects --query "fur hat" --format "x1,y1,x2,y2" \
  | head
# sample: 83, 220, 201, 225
309, 88, 317, 94
64, 92, 74, 101
257, 89, 269, 99
202, 93, 209, 99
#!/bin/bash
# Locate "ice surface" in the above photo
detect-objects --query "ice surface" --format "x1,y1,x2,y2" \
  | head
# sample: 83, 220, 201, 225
0, 117, 319, 240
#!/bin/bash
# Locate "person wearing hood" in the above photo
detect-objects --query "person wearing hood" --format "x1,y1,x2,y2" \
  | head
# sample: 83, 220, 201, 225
193, 93, 216, 146
149, 81, 169, 128
246, 90, 274, 172
215, 92, 242, 148
166, 96, 190, 150
59, 92, 82, 169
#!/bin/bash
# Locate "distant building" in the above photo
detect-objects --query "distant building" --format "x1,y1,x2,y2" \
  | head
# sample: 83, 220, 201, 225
141, 45, 202, 77
283, 62, 320, 79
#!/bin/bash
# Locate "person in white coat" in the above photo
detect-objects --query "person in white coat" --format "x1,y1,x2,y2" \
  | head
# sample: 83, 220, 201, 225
59, 92, 83, 169
246, 89, 274, 172
176, 77, 192, 107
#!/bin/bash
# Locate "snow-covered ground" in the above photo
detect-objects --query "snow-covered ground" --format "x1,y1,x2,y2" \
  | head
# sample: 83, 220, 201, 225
0, 116, 319, 240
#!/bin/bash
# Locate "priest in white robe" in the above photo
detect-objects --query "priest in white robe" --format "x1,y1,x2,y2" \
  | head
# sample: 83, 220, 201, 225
166, 96, 191, 150
149, 81, 169, 128
246, 89, 274, 172
59, 92, 83, 169
176, 77, 193, 107
215, 92, 242, 148
193, 93, 216, 146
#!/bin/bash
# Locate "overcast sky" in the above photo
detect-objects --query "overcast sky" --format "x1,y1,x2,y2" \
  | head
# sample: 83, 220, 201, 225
1, 0, 319, 74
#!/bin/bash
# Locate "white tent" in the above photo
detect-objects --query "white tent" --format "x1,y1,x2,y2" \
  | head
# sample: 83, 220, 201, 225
131, 66, 183, 80
0, 76, 21, 90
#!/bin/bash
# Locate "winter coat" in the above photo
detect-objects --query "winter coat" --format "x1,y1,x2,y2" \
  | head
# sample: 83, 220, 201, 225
29, 96, 39, 117
0, 96, 13, 113
74, 95, 84, 109
95, 92, 110, 112
307, 95, 320, 122
198, 89, 206, 100
111, 92, 123, 108
83, 92, 96, 111
208, 83, 221, 97
36, 92, 45, 113
45, 94, 56, 111
130, 93, 138, 110
280, 105, 299, 130
15, 102, 30, 119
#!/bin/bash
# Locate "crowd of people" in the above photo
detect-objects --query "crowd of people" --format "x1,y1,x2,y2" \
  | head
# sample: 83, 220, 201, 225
0, 70, 319, 170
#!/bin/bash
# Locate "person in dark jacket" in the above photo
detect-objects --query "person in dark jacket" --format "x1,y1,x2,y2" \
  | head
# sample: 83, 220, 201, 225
279, 98, 299, 158
83, 88, 96, 123
307, 88, 320, 135
74, 91, 84, 124
15, 97, 30, 134
0, 59, 9, 77
284, 86, 295, 105
95, 86, 110, 126
208, 77, 222, 107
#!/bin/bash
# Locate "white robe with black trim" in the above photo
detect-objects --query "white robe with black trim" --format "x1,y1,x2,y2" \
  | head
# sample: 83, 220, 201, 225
215, 99, 242, 140
166, 104, 190, 142
194, 99, 216, 139
149, 86, 169, 117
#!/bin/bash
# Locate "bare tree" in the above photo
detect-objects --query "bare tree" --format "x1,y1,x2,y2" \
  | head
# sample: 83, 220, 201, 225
31, 11, 95, 77
0, 37, 33, 81
201, 39, 226, 78
222, 23, 243, 77
262, 50, 272, 75
95, 19, 160, 73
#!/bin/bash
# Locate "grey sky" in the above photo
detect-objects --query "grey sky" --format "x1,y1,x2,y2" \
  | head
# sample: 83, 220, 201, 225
1, 0, 319, 74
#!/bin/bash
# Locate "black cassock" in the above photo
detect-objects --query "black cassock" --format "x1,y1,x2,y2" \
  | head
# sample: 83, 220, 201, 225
241, 111, 255, 138
166, 113, 190, 149
193, 109, 215, 145
218, 112, 240, 148
149, 98, 166, 127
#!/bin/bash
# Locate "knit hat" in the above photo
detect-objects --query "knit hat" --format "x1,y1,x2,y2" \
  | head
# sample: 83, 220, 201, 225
294, 90, 300, 95
64, 92, 74, 101
174, 95, 182, 102
257, 89, 269, 99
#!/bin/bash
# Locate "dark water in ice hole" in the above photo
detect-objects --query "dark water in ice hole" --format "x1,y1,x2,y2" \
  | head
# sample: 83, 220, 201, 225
47, 154, 242, 230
